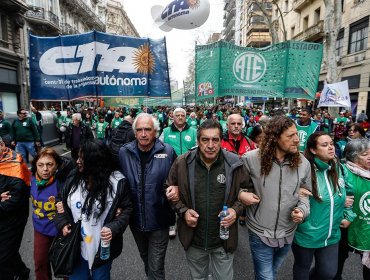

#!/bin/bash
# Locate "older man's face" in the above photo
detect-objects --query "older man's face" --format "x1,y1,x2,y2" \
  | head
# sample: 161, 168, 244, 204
72, 117, 80, 126
198, 128, 221, 164
135, 116, 156, 151
173, 111, 186, 127
227, 115, 243, 137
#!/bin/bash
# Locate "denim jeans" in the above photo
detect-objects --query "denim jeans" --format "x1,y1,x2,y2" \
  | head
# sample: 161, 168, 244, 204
185, 246, 234, 280
292, 242, 339, 280
70, 255, 112, 280
16, 141, 36, 163
249, 230, 291, 280
131, 227, 169, 280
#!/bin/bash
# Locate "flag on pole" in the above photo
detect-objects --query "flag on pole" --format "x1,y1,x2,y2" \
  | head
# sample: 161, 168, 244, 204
317, 80, 351, 107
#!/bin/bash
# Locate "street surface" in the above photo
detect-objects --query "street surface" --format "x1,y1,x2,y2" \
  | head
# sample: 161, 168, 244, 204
20, 144, 363, 280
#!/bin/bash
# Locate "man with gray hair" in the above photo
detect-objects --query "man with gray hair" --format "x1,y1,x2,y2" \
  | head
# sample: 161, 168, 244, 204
65, 113, 94, 161
161, 107, 197, 156
119, 113, 176, 280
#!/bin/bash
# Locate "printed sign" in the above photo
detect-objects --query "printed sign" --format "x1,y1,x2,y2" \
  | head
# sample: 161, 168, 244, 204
29, 31, 171, 101
195, 40, 323, 101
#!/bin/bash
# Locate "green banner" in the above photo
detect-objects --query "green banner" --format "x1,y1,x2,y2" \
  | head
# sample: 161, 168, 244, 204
195, 40, 323, 101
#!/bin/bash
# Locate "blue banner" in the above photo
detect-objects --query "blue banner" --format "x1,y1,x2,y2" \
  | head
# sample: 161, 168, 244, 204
29, 31, 171, 101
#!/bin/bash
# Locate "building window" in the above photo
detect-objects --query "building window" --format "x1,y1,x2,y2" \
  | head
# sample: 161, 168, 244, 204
336, 28, 344, 57
291, 26, 295, 37
348, 16, 369, 54
314, 8, 321, 24
342, 75, 360, 89
249, 15, 264, 25
303, 16, 309, 30
0, 13, 9, 48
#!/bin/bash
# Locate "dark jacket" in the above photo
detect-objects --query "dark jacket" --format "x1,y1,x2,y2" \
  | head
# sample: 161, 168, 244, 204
0, 174, 30, 262
54, 171, 133, 270
166, 149, 248, 253
119, 139, 176, 231
65, 122, 94, 149
108, 120, 135, 169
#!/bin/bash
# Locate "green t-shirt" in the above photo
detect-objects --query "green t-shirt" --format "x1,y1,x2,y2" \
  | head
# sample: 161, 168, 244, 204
111, 117, 122, 129
96, 121, 109, 139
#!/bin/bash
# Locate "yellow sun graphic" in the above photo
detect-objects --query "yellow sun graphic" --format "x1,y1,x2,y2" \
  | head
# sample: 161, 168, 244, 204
187, 0, 200, 9
133, 43, 155, 74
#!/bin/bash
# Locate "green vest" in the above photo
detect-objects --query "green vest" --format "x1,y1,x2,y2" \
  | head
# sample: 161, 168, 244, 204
343, 164, 370, 251
163, 125, 197, 156
296, 121, 318, 151
56, 116, 65, 128
187, 118, 198, 129
111, 117, 122, 129
64, 116, 72, 126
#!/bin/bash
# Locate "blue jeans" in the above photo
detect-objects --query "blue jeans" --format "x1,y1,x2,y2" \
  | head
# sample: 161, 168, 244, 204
292, 242, 339, 280
69, 255, 112, 280
16, 141, 36, 163
249, 231, 291, 280
131, 227, 169, 280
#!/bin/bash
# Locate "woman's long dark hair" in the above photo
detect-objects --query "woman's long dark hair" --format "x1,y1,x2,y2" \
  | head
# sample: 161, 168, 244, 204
70, 140, 114, 219
304, 132, 339, 202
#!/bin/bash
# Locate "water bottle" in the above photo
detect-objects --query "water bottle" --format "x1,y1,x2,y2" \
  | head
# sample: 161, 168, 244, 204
219, 205, 229, 240
100, 239, 110, 260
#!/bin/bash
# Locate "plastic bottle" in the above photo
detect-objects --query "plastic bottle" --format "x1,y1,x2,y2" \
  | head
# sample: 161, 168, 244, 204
219, 205, 229, 240
100, 239, 110, 260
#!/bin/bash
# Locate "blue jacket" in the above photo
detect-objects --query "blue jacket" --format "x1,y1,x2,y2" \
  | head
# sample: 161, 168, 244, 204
119, 139, 176, 231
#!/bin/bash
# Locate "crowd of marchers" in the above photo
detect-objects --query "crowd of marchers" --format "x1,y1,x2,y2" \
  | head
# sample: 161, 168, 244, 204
0, 103, 369, 280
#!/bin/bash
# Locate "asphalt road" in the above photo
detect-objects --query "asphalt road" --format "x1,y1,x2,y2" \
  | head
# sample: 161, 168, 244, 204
20, 144, 363, 280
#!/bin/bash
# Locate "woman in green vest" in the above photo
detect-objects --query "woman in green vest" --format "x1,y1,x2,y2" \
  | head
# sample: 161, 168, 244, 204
292, 132, 346, 280
335, 139, 370, 280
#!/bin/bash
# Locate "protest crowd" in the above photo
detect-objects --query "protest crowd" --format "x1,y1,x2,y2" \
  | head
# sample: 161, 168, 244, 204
0, 103, 369, 280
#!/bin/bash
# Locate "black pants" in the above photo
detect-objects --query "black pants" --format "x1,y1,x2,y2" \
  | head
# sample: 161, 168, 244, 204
335, 227, 370, 280
130, 227, 169, 280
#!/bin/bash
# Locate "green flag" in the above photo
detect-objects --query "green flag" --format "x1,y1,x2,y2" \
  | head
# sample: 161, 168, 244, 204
195, 40, 323, 101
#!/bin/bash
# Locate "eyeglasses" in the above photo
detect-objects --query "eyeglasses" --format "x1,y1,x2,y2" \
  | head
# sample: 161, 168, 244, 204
20, 112, 27, 115
348, 129, 357, 132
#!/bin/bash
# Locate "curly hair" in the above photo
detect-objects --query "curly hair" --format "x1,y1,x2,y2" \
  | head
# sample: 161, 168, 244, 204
259, 115, 301, 176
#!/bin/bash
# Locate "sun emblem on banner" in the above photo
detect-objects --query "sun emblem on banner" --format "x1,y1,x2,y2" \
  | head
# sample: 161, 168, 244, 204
187, 0, 200, 9
133, 43, 155, 74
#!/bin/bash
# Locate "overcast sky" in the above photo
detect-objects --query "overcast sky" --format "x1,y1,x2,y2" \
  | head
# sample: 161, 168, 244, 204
122, 0, 224, 86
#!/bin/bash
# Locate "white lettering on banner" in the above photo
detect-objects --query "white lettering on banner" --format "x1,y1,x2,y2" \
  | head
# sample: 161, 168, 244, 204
42, 75, 147, 89
39, 42, 137, 75
233, 52, 266, 84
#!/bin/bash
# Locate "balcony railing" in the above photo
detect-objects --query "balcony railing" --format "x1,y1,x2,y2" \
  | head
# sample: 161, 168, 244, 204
245, 32, 271, 47
61, 22, 74, 34
26, 6, 60, 29
292, 20, 324, 42
61, 0, 105, 31
293, 0, 311, 12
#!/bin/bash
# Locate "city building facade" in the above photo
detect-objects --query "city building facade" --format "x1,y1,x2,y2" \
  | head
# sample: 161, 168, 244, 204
0, 0, 139, 111
274, 0, 369, 116
0, 0, 29, 112
240, 0, 272, 47
223, 0, 236, 43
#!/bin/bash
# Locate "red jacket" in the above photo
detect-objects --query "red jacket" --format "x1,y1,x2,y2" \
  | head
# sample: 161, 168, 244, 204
221, 132, 257, 157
